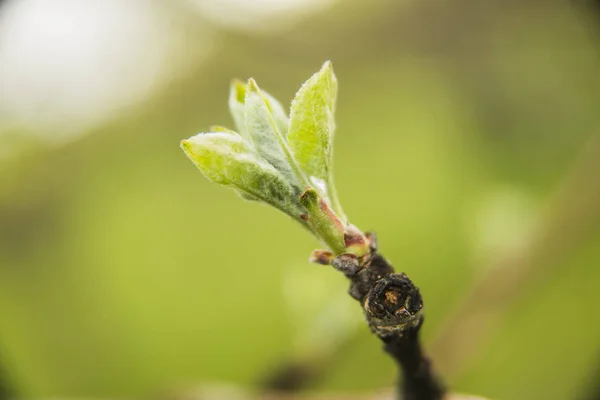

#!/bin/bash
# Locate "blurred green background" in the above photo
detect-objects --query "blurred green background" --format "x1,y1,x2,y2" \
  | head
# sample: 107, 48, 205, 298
1, 0, 599, 399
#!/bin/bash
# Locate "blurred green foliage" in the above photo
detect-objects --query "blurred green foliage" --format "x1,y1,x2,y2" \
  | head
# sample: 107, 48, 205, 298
0, 1, 599, 399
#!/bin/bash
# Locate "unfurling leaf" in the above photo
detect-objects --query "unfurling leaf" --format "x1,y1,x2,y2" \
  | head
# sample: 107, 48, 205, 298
261, 89, 290, 137
244, 79, 304, 190
229, 79, 290, 140
288, 61, 345, 220
181, 132, 302, 216
182, 62, 368, 255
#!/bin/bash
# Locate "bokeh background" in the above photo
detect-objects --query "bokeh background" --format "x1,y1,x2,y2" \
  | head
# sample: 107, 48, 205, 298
1, 0, 599, 399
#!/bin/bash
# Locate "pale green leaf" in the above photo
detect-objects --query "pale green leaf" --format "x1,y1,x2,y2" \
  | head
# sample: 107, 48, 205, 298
244, 78, 305, 191
262, 90, 289, 137
181, 132, 302, 216
288, 61, 345, 220
229, 79, 289, 139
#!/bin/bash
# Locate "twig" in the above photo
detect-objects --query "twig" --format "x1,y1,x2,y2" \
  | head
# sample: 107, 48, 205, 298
264, 237, 445, 400
381, 320, 441, 400
329, 238, 446, 400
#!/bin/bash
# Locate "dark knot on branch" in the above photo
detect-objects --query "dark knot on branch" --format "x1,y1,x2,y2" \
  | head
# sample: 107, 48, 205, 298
304, 232, 444, 400
324, 244, 424, 339
363, 273, 424, 338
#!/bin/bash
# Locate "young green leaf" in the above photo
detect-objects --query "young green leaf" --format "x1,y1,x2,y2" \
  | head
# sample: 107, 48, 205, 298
181, 132, 302, 217
244, 78, 306, 191
288, 61, 345, 221
261, 90, 290, 137
229, 79, 290, 140
182, 62, 369, 255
